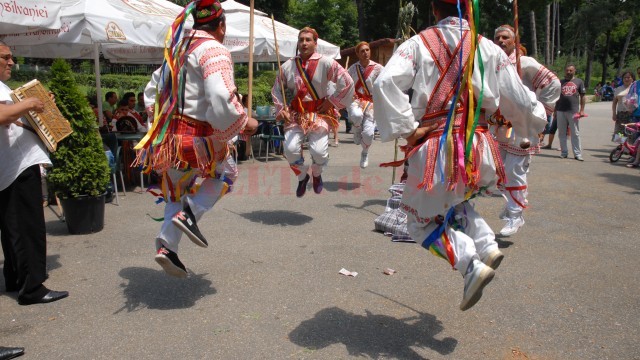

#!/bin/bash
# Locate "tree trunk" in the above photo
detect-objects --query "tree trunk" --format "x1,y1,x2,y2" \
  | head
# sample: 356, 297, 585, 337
585, 39, 596, 89
530, 10, 538, 58
355, 0, 365, 40
617, 21, 635, 74
550, 1, 556, 65
545, 4, 550, 64
601, 29, 612, 84
556, 2, 561, 57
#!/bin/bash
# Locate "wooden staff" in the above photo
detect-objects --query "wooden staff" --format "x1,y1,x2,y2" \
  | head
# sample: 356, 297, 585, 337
247, 0, 255, 111
513, 0, 522, 77
271, 15, 287, 106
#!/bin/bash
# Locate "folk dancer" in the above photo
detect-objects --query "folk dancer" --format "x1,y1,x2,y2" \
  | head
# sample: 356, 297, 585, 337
272, 27, 354, 197
373, 0, 547, 310
136, 0, 258, 277
492, 25, 560, 236
347, 41, 384, 168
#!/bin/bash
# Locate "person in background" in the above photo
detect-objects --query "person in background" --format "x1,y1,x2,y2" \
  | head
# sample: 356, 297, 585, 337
104, 91, 118, 122
135, 91, 148, 123
347, 41, 384, 168
612, 71, 635, 140
555, 64, 586, 161
113, 92, 146, 132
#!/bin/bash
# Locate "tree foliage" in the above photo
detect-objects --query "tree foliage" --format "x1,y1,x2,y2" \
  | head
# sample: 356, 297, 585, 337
169, 0, 639, 84
47, 59, 110, 198
286, 0, 358, 48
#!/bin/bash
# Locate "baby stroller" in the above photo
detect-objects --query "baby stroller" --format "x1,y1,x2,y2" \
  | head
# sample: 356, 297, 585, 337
601, 85, 614, 101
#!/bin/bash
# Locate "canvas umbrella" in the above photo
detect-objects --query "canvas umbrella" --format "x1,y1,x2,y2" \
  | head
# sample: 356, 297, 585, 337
221, 0, 340, 62
0, 0, 189, 122
0, 0, 64, 31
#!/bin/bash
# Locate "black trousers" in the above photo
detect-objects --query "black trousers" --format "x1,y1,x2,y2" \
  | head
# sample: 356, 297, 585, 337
0, 165, 48, 300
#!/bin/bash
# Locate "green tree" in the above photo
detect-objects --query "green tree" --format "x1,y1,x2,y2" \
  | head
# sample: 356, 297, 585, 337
47, 59, 110, 198
286, 0, 358, 47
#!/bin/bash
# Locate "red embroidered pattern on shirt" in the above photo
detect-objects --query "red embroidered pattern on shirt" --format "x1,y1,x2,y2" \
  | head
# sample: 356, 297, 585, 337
198, 47, 230, 68
202, 57, 233, 80
400, 203, 433, 225
533, 67, 556, 91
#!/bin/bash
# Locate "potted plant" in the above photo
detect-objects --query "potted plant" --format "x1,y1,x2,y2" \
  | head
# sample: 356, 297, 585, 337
46, 59, 111, 234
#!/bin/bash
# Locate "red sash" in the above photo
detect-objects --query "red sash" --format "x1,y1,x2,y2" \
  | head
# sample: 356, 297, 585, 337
292, 58, 320, 108
354, 64, 374, 102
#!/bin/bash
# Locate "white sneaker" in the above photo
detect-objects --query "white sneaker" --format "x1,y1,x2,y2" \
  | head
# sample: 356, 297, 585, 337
460, 259, 495, 311
480, 249, 504, 270
499, 216, 525, 236
360, 152, 369, 168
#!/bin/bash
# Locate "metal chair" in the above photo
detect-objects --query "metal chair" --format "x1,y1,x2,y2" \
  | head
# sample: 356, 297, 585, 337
257, 122, 285, 163
101, 133, 126, 205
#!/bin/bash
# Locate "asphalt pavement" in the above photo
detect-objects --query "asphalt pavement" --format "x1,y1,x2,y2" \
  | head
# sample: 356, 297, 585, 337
1, 101, 639, 359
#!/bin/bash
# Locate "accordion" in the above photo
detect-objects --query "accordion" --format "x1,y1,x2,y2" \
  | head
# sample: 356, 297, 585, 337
10, 79, 73, 152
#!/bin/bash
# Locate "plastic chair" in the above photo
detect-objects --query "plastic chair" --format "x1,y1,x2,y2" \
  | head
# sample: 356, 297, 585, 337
101, 133, 126, 205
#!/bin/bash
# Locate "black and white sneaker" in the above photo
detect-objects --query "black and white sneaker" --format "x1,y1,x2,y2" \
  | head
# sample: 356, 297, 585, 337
172, 205, 208, 248
155, 246, 187, 278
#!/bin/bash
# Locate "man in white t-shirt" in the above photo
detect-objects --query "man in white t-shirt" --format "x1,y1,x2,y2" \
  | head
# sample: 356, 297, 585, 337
0, 41, 69, 305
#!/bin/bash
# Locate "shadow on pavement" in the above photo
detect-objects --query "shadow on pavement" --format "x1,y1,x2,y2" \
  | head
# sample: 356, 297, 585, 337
598, 172, 640, 193
45, 219, 69, 236
46, 254, 61, 272
289, 306, 457, 359
231, 210, 313, 226
115, 267, 215, 313
584, 147, 617, 154
322, 181, 362, 192
335, 199, 387, 216
495, 237, 514, 248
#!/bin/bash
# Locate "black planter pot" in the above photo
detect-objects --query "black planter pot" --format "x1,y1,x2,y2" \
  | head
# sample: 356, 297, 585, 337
59, 193, 106, 234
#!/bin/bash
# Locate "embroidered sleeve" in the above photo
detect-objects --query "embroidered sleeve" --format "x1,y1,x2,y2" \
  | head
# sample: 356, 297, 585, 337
326, 59, 354, 109
488, 42, 547, 141
372, 39, 419, 142
272, 60, 291, 114
521, 56, 561, 115
199, 44, 247, 143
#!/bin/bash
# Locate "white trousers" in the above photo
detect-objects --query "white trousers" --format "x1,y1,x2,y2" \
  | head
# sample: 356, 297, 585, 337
353, 115, 375, 153
284, 126, 329, 180
155, 160, 234, 253
407, 201, 498, 276
557, 110, 582, 157
500, 150, 530, 217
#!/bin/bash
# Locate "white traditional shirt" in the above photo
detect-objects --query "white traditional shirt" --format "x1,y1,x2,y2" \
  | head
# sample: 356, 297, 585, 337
272, 52, 354, 115
372, 17, 546, 224
348, 60, 383, 101
373, 17, 546, 143
347, 60, 383, 122
145, 30, 247, 143
498, 51, 561, 155
0, 81, 50, 191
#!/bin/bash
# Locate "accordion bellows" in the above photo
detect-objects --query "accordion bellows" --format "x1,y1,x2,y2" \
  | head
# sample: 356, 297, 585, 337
10, 79, 73, 152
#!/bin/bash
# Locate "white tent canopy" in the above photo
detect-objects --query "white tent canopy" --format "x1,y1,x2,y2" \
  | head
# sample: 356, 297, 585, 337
0, 0, 184, 64
0, 0, 64, 30
0, 0, 341, 63
0, 0, 342, 117
221, 0, 340, 62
